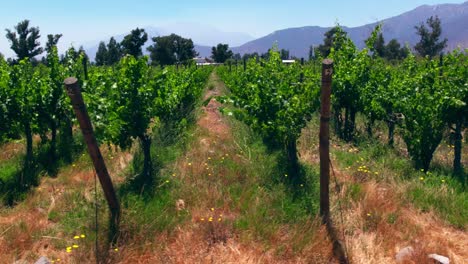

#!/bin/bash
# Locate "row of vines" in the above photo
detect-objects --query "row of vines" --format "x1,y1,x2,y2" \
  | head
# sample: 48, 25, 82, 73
0, 46, 211, 203
219, 26, 467, 178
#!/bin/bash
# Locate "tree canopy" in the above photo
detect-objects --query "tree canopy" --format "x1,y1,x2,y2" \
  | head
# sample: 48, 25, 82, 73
147, 34, 197, 66
211, 43, 233, 63
121, 28, 148, 57
5, 20, 43, 60
414, 16, 447, 58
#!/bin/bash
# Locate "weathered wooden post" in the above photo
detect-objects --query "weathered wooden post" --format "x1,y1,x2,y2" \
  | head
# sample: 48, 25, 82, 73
319, 59, 333, 223
64, 77, 121, 242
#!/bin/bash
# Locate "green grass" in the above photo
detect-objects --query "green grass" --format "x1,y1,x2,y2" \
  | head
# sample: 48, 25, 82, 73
222, 114, 321, 251
330, 130, 467, 229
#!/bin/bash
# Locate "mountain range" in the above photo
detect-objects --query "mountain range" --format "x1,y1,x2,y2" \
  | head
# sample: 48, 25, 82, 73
84, 1, 468, 60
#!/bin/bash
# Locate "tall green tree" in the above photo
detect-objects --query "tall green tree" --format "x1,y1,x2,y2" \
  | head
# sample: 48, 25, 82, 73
148, 34, 197, 66
373, 33, 386, 58
211, 43, 233, 63
5, 20, 43, 60
121, 28, 148, 57
95, 41, 107, 66
45, 34, 62, 54
414, 16, 447, 58
386, 39, 408, 60
280, 49, 290, 60
106, 37, 122, 65
317, 26, 345, 58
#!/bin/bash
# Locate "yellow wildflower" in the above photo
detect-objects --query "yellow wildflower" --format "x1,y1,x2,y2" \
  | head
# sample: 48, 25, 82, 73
420, 177, 424, 181
114, 248, 119, 252
211, 208, 214, 211
80, 234, 85, 238
188, 163, 192, 166
73, 235, 80, 239
72, 245, 79, 248
218, 218, 222, 222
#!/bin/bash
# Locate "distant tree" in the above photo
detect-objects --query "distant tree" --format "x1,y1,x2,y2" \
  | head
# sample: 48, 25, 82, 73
45, 34, 62, 54
308, 45, 314, 60
373, 33, 386, 57
147, 34, 197, 66
233, 53, 242, 61
211, 43, 233, 63
106, 37, 122, 65
78, 46, 89, 61
414, 16, 447, 58
317, 26, 344, 58
121, 28, 148, 57
386, 39, 408, 60
5, 20, 43, 60
171, 34, 197, 63
95, 42, 107, 66
242, 52, 259, 60
280, 49, 290, 60
260, 49, 271, 60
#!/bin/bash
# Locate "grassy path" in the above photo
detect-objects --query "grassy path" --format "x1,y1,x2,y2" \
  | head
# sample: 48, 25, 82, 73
117, 72, 334, 263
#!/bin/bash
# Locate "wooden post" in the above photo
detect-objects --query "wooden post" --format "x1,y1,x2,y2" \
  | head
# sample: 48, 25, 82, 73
64, 77, 121, 242
319, 59, 333, 223
243, 58, 247, 71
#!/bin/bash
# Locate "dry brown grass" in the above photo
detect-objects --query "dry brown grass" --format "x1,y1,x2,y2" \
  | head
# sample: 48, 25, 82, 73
299, 120, 468, 264
0, 143, 132, 264
0, 141, 24, 162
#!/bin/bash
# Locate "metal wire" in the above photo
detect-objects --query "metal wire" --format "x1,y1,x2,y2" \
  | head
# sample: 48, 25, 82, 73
329, 158, 350, 262
94, 171, 99, 264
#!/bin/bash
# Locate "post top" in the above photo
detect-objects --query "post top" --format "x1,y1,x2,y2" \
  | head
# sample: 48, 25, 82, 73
322, 59, 333, 66
64, 77, 78, 86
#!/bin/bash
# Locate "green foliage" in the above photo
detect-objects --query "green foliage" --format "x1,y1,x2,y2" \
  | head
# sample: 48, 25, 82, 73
330, 26, 370, 141
219, 46, 320, 180
147, 34, 197, 66
414, 16, 448, 58
211, 43, 233, 63
120, 28, 148, 58
394, 55, 447, 171
5, 20, 43, 60
106, 37, 122, 65
317, 26, 345, 58
385, 39, 409, 61
95, 42, 107, 66
45, 34, 62, 54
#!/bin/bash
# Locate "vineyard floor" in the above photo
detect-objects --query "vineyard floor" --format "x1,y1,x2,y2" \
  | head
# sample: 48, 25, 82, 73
0, 72, 466, 264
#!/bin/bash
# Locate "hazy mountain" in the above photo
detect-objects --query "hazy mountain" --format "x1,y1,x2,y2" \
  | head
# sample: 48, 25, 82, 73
231, 1, 468, 58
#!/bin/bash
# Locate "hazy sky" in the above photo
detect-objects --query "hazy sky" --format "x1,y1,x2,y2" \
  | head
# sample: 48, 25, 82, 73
0, 0, 465, 57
